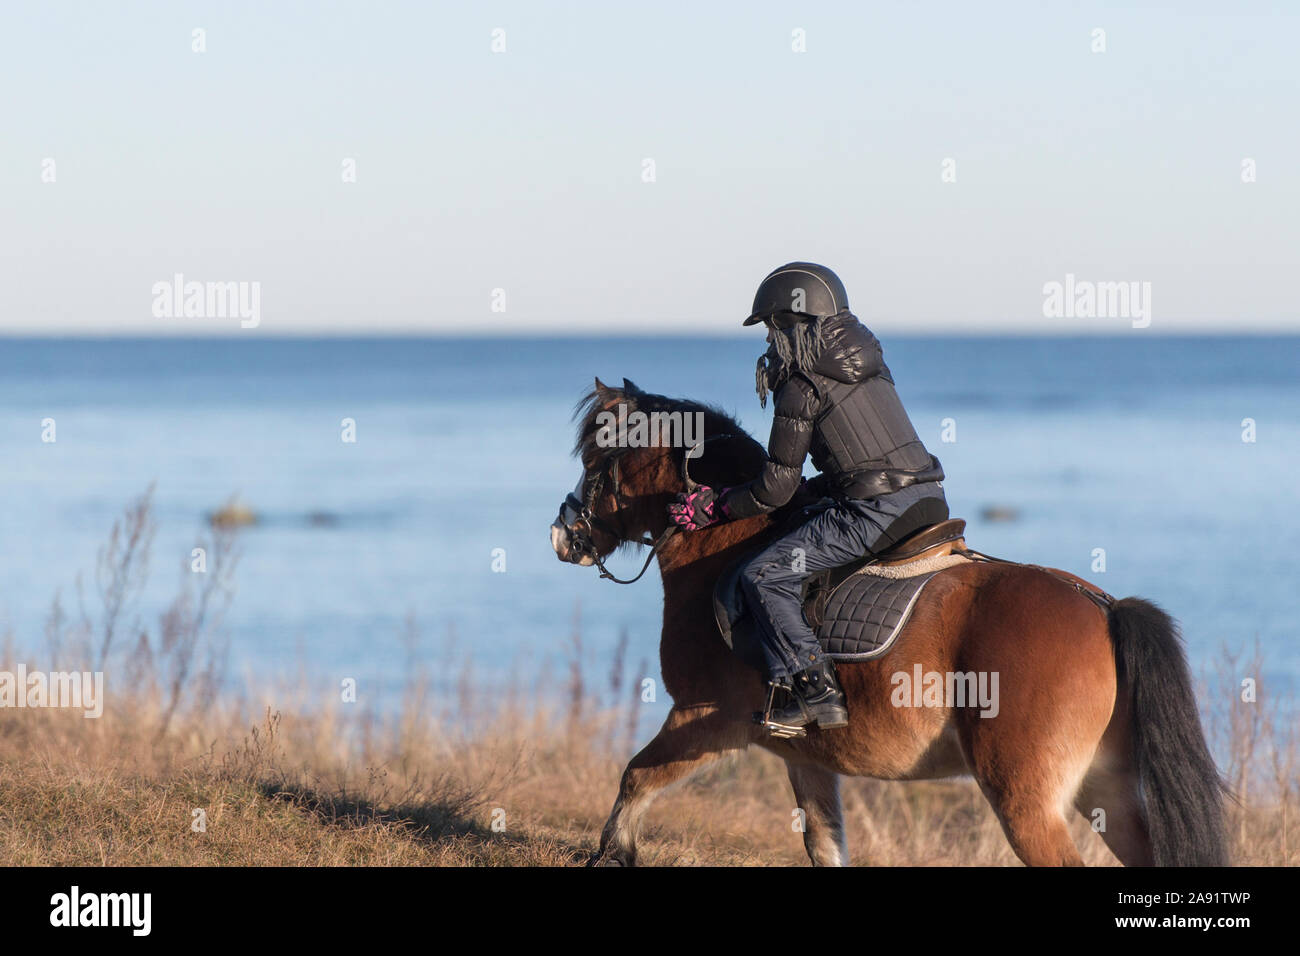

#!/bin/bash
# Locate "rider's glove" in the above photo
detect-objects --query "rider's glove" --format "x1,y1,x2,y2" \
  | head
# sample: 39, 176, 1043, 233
667, 485, 731, 531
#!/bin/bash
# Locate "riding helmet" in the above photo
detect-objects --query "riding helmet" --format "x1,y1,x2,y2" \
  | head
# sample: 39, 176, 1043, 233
744, 262, 849, 327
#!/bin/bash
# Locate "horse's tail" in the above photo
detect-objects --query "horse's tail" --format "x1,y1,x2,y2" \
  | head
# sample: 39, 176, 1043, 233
1107, 596, 1229, 865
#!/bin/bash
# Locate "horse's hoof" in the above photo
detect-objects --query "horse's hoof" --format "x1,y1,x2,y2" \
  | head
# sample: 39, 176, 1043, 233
587, 849, 633, 867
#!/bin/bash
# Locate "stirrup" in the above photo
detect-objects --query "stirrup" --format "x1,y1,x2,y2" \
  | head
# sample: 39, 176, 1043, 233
754, 681, 807, 739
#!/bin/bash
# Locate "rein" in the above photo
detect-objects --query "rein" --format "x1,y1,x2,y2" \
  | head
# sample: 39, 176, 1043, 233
560, 434, 733, 585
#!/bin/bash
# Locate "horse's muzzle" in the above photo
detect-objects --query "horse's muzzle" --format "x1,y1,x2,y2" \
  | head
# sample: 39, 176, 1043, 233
551, 519, 595, 566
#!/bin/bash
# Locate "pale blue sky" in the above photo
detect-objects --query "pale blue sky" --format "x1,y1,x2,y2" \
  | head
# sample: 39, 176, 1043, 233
3, 1, 1297, 334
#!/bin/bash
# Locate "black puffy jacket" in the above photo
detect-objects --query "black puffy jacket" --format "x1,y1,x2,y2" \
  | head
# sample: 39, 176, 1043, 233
721, 313, 944, 519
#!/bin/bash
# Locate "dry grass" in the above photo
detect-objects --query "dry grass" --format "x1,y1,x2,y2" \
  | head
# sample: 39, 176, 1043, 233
0, 491, 1294, 867
2, 682, 1294, 867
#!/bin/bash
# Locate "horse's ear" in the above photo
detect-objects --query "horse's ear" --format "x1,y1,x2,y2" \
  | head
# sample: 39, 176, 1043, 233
622, 377, 640, 394
594, 376, 609, 392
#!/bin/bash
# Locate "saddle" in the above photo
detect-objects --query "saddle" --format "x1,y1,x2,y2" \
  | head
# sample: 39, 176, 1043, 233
712, 511, 969, 667
801, 518, 967, 629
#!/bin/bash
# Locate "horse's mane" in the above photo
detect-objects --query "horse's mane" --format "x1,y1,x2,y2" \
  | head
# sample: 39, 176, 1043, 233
572, 379, 767, 486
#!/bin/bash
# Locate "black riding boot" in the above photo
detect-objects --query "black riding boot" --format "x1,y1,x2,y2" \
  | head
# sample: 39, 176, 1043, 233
762, 658, 849, 736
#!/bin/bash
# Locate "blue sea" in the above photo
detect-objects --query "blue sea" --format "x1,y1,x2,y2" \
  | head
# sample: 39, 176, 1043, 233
2, 336, 1298, 712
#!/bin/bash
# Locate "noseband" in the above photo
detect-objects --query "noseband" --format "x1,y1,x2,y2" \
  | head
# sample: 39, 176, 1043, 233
557, 435, 733, 585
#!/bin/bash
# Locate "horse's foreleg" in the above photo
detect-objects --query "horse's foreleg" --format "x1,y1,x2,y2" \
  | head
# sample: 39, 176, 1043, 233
592, 705, 751, 866
786, 761, 848, 866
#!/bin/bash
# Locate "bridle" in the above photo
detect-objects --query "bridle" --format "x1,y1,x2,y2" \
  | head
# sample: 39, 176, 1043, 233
557, 434, 734, 585
559, 458, 670, 585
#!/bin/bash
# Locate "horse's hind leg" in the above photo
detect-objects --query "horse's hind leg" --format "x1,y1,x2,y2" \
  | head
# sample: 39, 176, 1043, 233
592, 705, 752, 866
982, 781, 1086, 866
961, 582, 1117, 866
966, 713, 1094, 866
1072, 705, 1153, 866
786, 761, 848, 866
1073, 762, 1153, 866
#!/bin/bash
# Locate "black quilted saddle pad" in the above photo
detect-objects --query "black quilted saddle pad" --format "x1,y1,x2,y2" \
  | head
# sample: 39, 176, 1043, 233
714, 553, 941, 666
817, 570, 940, 660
